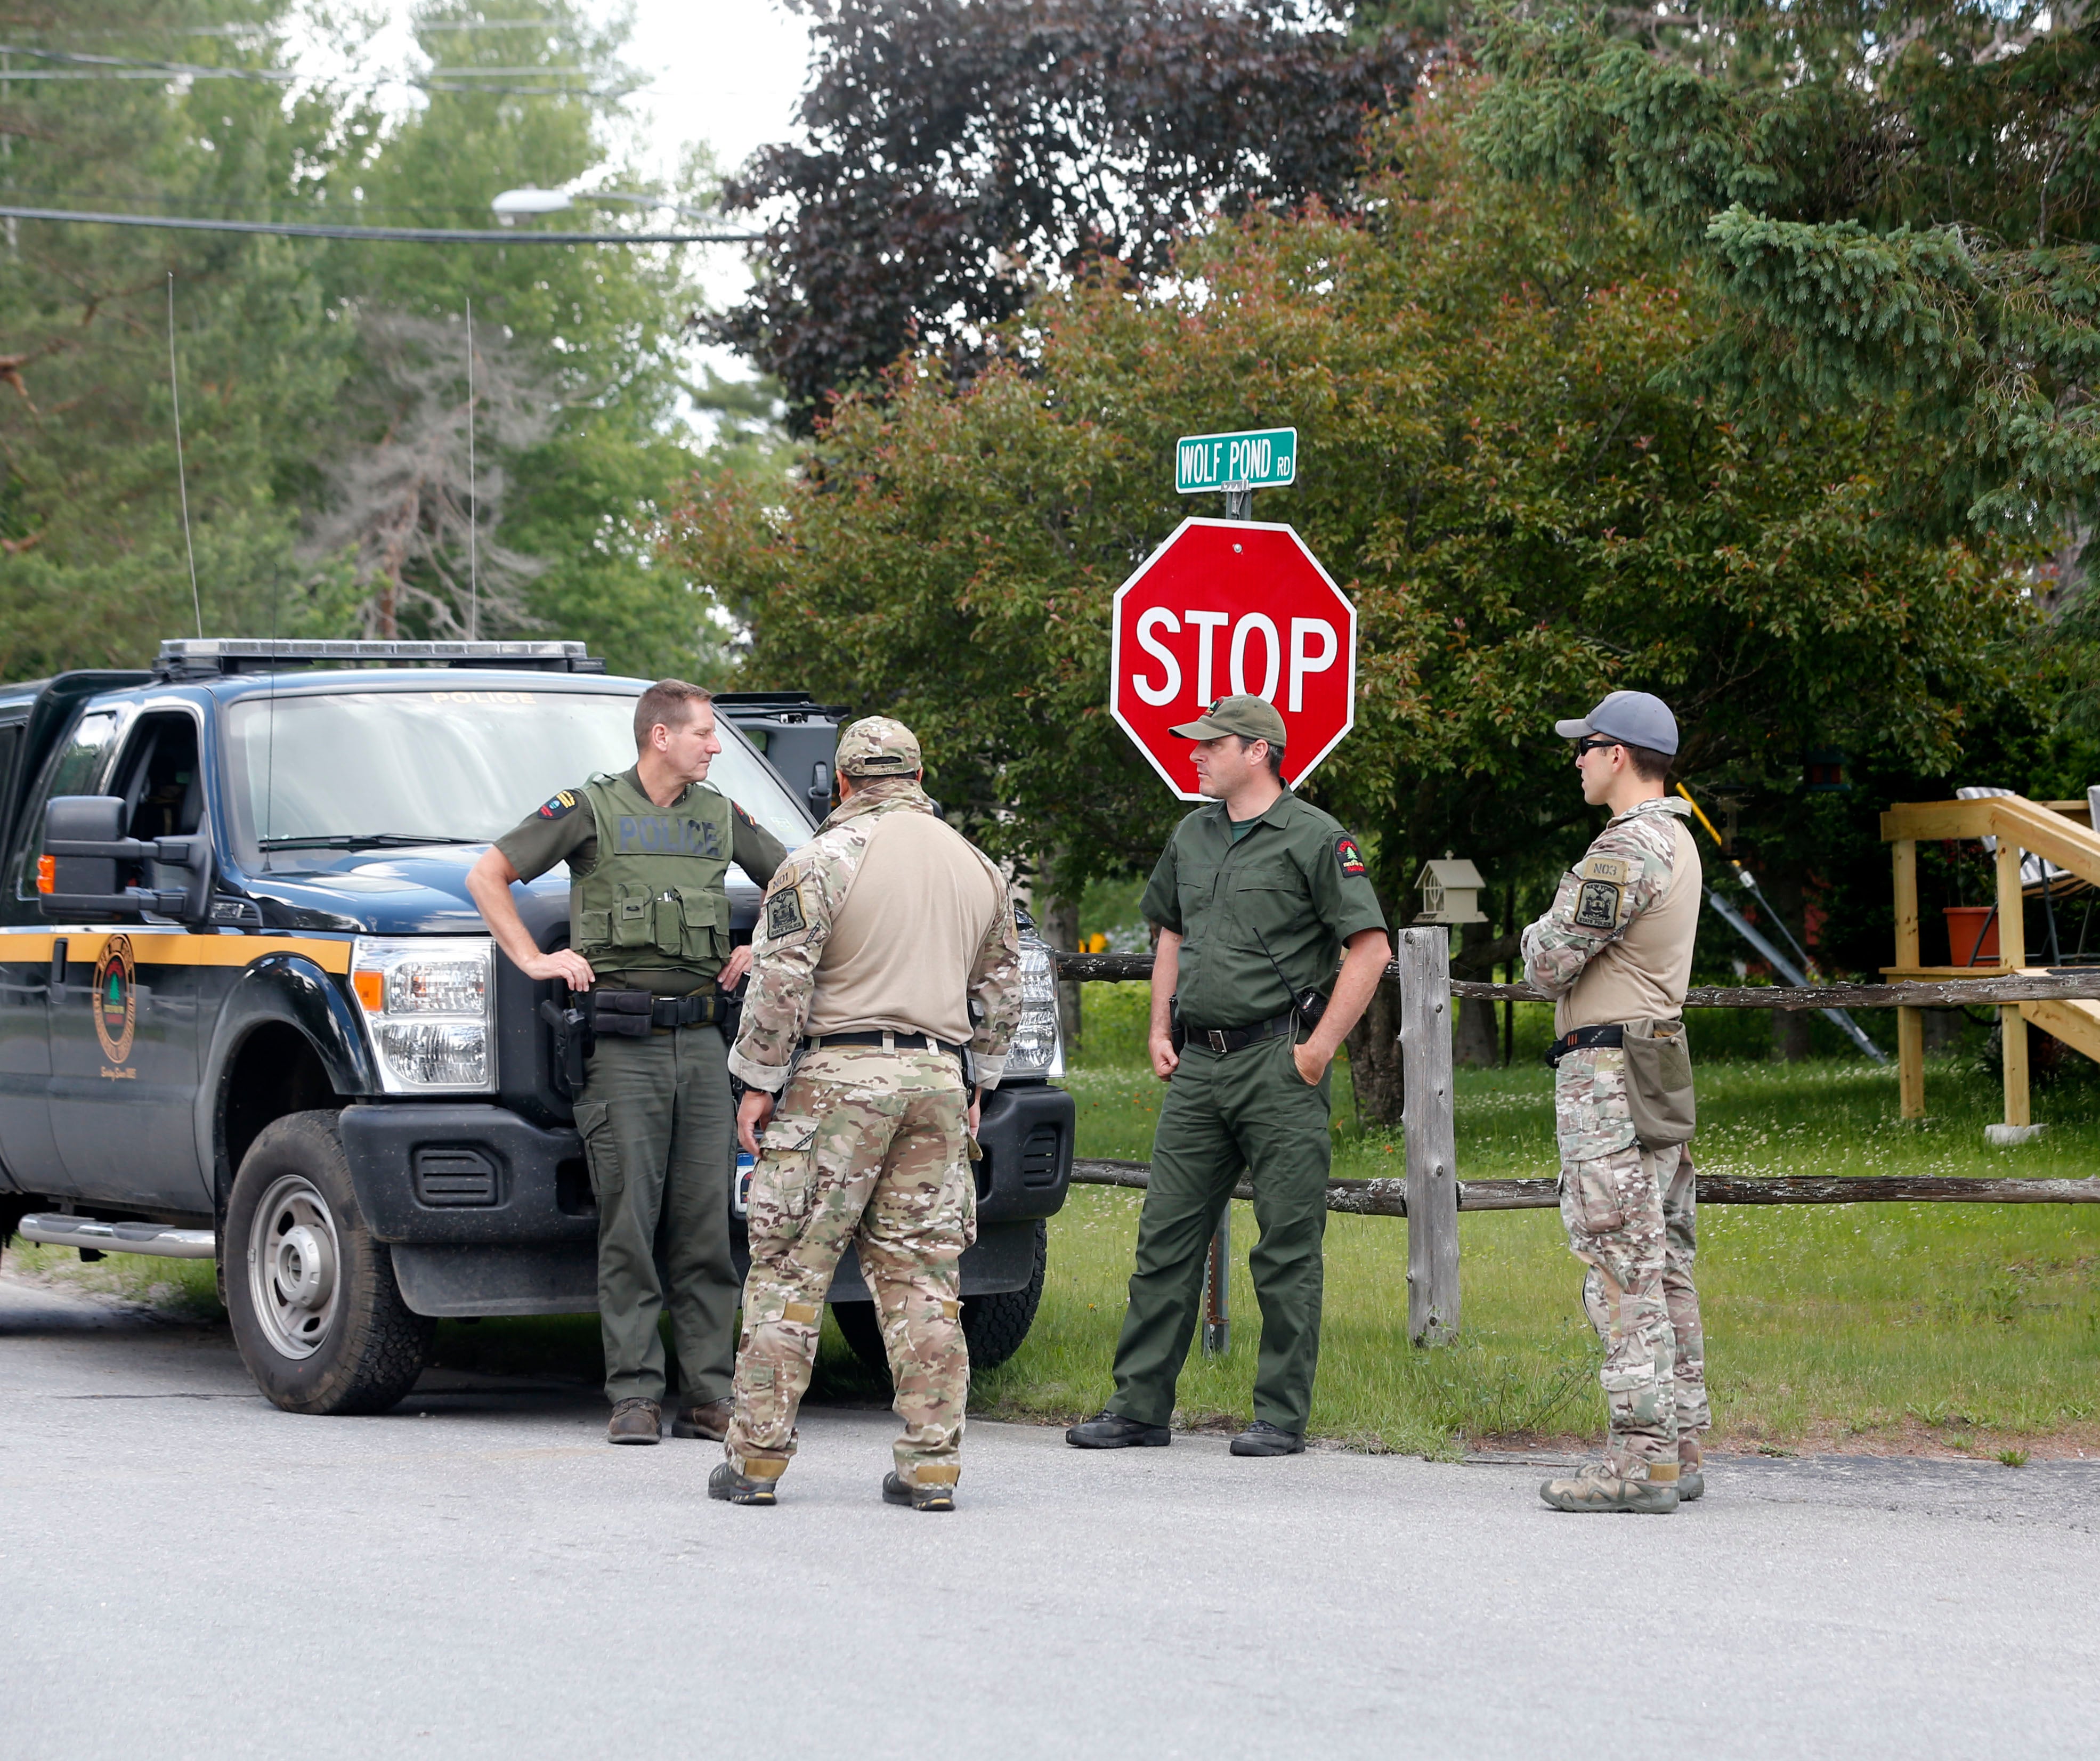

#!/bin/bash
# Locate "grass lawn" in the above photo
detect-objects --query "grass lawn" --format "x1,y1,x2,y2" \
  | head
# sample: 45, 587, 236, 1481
9, 985, 2097, 1458
969, 985, 2100, 1458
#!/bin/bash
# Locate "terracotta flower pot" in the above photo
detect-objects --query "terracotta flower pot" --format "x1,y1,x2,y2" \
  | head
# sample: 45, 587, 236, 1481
1944, 904, 1999, 967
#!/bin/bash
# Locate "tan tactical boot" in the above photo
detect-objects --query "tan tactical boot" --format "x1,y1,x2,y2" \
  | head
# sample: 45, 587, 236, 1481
671, 1398, 733, 1441
1679, 1438, 1705, 1503
709, 1458, 787, 1506
606, 1397, 662, 1444
1539, 1459, 1680, 1514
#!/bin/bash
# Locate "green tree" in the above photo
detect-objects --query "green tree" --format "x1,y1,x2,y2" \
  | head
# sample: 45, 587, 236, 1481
668, 86, 2023, 916
0, 0, 360, 675
0, 0, 749, 682
1466, 2, 2100, 541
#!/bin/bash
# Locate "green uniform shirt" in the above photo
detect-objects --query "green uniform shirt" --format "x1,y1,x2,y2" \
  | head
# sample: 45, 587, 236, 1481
1139, 789, 1387, 1031
494, 765, 790, 994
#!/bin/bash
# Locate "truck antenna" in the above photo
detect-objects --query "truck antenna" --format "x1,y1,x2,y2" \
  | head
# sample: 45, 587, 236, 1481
466, 296, 477, 640
166, 271, 202, 639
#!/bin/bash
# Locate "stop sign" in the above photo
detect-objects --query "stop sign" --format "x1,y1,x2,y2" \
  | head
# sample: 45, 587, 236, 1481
1109, 517, 1356, 801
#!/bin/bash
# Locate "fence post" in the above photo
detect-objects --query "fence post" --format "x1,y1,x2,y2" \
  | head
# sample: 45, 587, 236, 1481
1996, 835, 2031, 1132
1892, 837, 1925, 1118
1397, 927, 1460, 1345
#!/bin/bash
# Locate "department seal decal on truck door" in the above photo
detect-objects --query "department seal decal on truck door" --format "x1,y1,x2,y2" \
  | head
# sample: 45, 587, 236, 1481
94, 933, 137, 1066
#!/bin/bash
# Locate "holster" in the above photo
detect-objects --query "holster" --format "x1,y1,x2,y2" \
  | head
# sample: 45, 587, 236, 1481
1623, 1017, 1696, 1148
539, 985, 593, 1098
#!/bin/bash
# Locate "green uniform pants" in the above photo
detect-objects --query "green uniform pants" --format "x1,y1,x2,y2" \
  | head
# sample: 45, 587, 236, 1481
573, 1024, 737, 1407
1109, 1032, 1333, 1433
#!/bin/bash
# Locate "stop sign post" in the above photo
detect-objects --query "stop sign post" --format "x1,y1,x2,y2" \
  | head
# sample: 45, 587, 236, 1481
1109, 516, 1357, 802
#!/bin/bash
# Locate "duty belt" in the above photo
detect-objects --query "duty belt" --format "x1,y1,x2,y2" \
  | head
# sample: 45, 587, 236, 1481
1545, 1023, 1625, 1068
1172, 1010, 1296, 1056
590, 988, 727, 1037
804, 1029, 966, 1059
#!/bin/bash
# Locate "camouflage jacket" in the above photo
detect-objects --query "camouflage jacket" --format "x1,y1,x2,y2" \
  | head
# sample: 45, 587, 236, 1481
727, 778, 1023, 1093
1521, 796, 1698, 1003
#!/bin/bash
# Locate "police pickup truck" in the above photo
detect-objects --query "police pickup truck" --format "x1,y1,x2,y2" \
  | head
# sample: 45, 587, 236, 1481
0, 639, 1073, 1414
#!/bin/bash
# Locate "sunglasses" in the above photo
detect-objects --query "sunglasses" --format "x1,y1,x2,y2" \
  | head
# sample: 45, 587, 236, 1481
1571, 737, 1622, 758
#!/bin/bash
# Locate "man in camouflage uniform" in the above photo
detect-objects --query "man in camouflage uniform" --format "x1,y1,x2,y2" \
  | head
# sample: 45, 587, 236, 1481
1521, 691, 1710, 1514
710, 717, 1021, 1512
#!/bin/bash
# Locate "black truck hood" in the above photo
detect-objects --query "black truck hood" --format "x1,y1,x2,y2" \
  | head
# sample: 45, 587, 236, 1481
238, 844, 763, 937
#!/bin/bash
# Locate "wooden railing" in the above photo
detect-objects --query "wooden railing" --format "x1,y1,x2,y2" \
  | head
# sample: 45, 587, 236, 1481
1053, 942, 2100, 1347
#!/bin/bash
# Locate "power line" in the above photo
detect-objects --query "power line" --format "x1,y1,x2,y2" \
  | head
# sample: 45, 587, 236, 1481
0, 204, 759, 244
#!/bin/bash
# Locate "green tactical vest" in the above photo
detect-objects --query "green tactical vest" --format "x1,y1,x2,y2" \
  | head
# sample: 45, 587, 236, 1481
569, 770, 732, 987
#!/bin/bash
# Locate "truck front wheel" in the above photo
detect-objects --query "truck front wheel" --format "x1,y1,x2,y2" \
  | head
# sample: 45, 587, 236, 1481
831, 1219, 1048, 1378
224, 1110, 433, 1415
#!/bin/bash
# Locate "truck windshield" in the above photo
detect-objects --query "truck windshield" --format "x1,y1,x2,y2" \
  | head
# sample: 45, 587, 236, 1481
221, 690, 814, 867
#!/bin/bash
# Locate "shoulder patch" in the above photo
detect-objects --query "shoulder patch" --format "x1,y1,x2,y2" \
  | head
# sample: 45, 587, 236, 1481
732, 801, 756, 828
1573, 877, 1623, 930
1335, 835, 1368, 878
538, 789, 579, 821
765, 888, 807, 940
1579, 856, 1629, 886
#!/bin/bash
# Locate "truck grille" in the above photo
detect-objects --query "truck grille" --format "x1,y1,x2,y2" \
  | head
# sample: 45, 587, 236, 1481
413, 1147, 499, 1206
1019, 1124, 1064, 1189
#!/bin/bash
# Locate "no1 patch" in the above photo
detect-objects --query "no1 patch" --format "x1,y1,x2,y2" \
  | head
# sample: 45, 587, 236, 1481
1335, 835, 1368, 878
765, 887, 807, 939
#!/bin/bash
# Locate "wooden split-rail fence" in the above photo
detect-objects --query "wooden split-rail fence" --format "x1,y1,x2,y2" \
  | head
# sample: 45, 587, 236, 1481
1053, 934, 2100, 1348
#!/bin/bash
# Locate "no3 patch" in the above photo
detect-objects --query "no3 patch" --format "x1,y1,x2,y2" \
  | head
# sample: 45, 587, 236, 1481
538, 789, 579, 821
1574, 878, 1623, 929
1335, 835, 1368, 878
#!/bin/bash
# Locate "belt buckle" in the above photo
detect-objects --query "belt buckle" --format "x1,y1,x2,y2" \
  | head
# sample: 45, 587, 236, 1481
1205, 1029, 1228, 1053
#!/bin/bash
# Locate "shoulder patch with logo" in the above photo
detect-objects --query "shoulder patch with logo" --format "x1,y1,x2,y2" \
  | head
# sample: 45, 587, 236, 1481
1572, 855, 1629, 931
538, 789, 579, 821
765, 887, 807, 940
732, 801, 756, 828
1335, 835, 1368, 878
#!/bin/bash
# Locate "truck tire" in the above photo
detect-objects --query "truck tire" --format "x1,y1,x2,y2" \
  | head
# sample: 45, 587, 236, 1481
829, 1218, 1049, 1379
224, 1110, 433, 1415
962, 1218, 1047, 1372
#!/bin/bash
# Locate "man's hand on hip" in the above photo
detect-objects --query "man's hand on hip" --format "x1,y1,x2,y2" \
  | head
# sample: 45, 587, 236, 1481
719, 943, 755, 991
736, 1086, 774, 1156
524, 947, 595, 991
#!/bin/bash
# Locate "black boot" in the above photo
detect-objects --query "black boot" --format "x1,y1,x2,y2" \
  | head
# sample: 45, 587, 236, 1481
1229, 1420, 1306, 1457
1065, 1409, 1171, 1448
709, 1460, 782, 1505
883, 1470, 958, 1512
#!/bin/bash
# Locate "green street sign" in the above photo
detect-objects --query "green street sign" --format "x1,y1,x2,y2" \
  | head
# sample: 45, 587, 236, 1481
1174, 426, 1298, 496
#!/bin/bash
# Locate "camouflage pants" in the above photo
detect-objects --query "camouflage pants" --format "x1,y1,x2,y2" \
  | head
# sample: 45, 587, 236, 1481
725, 1046, 976, 1486
1555, 1047, 1708, 1473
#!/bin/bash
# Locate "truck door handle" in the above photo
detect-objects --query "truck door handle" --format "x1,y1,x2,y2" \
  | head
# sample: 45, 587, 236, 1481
50, 937, 66, 990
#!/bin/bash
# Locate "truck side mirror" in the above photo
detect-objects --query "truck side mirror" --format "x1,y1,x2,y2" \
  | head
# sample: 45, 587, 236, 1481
40, 794, 214, 925
43, 796, 123, 907
808, 761, 831, 814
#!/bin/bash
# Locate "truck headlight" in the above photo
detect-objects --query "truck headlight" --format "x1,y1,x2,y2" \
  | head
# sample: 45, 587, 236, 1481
1005, 929, 1064, 1079
350, 937, 497, 1094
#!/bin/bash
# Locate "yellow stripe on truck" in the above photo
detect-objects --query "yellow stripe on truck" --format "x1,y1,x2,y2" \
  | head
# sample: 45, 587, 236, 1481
0, 929, 355, 973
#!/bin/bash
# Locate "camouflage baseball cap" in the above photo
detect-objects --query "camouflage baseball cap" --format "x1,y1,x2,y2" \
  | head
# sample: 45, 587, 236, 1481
835, 715, 922, 777
1170, 693, 1287, 749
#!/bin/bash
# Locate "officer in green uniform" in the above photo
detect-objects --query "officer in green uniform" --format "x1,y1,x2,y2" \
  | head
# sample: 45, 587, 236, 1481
467, 680, 789, 1446
1067, 695, 1390, 1457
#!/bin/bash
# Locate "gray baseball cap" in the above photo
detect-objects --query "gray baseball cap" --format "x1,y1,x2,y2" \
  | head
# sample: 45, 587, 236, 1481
1553, 690, 1679, 756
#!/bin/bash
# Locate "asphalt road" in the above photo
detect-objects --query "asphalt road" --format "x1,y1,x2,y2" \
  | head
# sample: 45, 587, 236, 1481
3, 1271, 2097, 1760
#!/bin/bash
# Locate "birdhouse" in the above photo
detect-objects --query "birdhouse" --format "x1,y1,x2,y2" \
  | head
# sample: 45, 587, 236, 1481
1414, 855, 1487, 925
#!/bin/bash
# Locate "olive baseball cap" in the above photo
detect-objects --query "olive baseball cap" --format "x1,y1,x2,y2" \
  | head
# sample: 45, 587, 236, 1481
1554, 690, 1679, 757
1170, 693, 1288, 749
835, 715, 922, 777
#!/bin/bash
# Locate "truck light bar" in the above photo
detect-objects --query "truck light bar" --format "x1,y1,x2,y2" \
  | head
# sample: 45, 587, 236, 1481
152, 638, 607, 680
